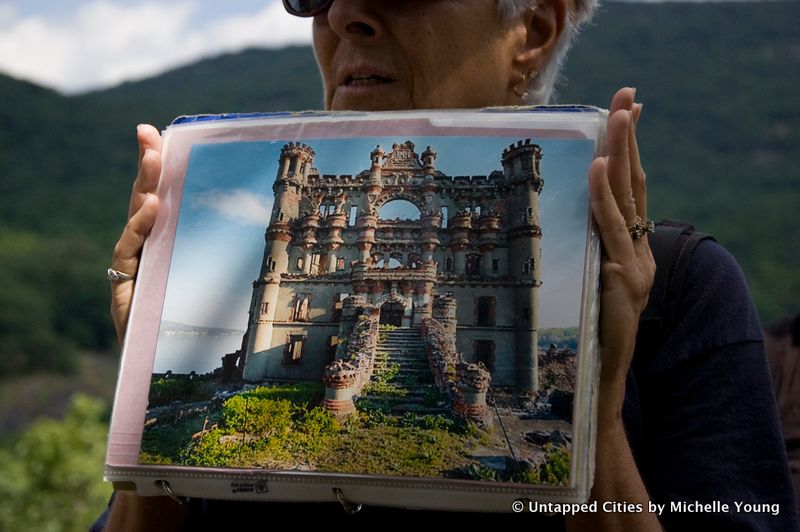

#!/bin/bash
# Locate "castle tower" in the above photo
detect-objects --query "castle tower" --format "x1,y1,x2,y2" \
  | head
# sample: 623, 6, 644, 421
356, 145, 384, 263
502, 139, 544, 393
243, 142, 315, 381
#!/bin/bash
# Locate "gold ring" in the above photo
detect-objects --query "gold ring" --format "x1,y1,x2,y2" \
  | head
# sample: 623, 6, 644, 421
628, 216, 655, 241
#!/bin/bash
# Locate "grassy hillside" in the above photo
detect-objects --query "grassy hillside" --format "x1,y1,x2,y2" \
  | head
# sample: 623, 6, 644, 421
0, 2, 797, 381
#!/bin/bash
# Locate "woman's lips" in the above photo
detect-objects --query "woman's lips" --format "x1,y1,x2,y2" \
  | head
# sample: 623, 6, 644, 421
343, 74, 394, 86
332, 66, 404, 108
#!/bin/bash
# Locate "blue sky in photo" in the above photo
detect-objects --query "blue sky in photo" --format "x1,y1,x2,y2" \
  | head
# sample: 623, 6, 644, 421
159, 134, 594, 336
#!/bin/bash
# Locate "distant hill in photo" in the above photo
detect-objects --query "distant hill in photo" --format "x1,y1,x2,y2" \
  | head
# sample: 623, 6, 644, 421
0, 1, 797, 379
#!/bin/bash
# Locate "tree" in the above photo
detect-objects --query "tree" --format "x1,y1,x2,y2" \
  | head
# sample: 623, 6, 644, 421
0, 394, 112, 532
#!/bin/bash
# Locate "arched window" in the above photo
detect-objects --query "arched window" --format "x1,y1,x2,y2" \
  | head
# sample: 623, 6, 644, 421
376, 256, 403, 269
378, 199, 420, 220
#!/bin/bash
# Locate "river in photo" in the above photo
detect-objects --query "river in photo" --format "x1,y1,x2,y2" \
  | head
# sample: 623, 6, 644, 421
153, 332, 244, 374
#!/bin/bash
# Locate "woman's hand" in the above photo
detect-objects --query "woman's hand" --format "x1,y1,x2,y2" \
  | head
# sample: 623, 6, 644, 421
590, 87, 655, 418
110, 124, 162, 344
567, 87, 660, 531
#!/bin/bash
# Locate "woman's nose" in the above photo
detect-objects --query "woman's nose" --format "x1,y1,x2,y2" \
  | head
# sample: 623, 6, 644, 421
323, 0, 385, 41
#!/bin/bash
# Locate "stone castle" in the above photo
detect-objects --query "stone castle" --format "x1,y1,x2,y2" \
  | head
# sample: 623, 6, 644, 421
239, 138, 544, 397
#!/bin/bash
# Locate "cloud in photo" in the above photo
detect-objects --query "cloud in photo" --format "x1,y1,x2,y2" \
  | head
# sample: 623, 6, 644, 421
0, 0, 312, 94
192, 188, 273, 227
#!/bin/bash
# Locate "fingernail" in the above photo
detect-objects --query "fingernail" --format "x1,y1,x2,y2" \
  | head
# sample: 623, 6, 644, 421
633, 103, 643, 126
631, 87, 637, 100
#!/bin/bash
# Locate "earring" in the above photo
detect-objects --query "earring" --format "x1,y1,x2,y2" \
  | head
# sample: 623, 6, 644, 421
513, 69, 538, 100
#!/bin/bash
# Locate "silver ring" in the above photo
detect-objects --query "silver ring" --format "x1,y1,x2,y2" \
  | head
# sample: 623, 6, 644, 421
107, 267, 135, 282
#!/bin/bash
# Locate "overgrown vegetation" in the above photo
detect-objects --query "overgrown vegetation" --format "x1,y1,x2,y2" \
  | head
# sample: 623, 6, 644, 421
148, 376, 220, 407
138, 384, 526, 481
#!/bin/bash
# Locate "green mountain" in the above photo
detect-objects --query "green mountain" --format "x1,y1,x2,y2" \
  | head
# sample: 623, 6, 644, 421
557, 0, 800, 323
0, 2, 797, 377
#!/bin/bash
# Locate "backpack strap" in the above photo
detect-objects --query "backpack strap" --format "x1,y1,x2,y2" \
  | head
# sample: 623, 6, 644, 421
633, 220, 716, 369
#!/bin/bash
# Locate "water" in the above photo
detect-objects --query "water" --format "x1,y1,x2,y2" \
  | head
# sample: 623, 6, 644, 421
152, 332, 245, 374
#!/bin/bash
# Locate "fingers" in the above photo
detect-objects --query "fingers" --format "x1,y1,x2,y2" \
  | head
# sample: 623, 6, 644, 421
589, 157, 635, 264
113, 192, 159, 275
130, 125, 162, 219
608, 87, 635, 116
111, 124, 162, 343
630, 103, 647, 220
600, 88, 648, 252
137, 124, 162, 172
111, 192, 159, 343
606, 109, 637, 224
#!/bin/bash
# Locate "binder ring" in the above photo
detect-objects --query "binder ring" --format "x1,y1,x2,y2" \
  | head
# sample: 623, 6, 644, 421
156, 480, 187, 505
333, 487, 362, 515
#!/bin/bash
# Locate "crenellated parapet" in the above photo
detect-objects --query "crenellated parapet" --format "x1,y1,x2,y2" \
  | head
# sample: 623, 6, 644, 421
502, 138, 544, 191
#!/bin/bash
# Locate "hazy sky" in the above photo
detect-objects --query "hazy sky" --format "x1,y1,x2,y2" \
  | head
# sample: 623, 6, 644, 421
0, 0, 755, 94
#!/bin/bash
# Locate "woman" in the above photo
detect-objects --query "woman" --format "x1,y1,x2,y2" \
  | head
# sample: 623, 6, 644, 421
103, 0, 797, 529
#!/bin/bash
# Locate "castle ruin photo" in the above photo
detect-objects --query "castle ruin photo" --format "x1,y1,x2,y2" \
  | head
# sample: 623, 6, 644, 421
238, 138, 545, 419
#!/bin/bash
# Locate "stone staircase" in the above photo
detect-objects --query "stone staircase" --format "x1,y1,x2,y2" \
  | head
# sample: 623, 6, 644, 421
358, 327, 449, 414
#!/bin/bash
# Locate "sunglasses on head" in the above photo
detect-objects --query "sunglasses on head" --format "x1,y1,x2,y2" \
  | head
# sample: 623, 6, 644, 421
283, 0, 334, 17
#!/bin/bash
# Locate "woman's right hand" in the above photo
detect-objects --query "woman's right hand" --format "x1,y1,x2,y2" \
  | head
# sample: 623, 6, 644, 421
110, 124, 162, 344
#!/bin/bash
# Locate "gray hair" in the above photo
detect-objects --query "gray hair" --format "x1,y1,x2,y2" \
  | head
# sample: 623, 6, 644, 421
497, 0, 598, 104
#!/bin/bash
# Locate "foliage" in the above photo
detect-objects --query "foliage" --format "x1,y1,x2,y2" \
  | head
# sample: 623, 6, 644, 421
180, 427, 243, 467
357, 403, 394, 428
150, 381, 483, 478
537, 444, 571, 486
147, 375, 221, 407
0, 394, 112, 532
423, 387, 448, 408
148, 377, 183, 406
417, 414, 456, 432
454, 463, 498, 482
360, 380, 407, 398
315, 423, 476, 478
241, 382, 323, 406
557, 1, 800, 321
221, 395, 294, 437
290, 407, 340, 456
0, 229, 114, 377
177, 385, 338, 467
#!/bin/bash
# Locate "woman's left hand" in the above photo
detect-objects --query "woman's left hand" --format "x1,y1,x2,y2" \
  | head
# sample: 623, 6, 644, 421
567, 87, 660, 531
590, 87, 655, 418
